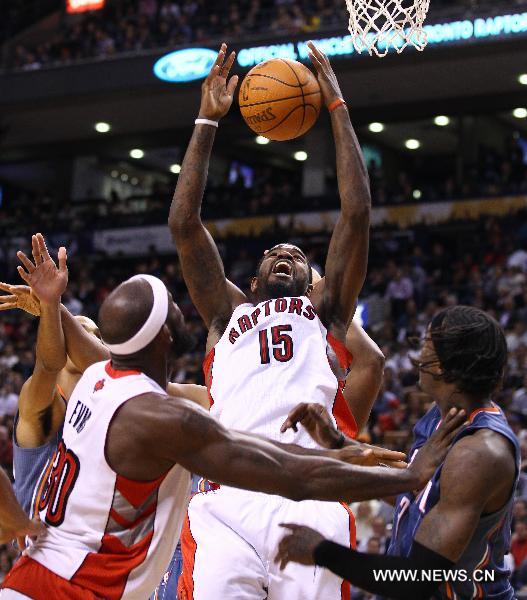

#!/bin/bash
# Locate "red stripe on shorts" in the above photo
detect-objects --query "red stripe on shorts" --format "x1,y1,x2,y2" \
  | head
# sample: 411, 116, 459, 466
177, 513, 198, 600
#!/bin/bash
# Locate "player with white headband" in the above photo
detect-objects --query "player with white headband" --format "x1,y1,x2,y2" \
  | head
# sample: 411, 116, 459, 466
1, 255, 466, 599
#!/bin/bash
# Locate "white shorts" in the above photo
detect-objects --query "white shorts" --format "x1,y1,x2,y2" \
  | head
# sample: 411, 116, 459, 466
178, 486, 355, 600
0, 591, 33, 599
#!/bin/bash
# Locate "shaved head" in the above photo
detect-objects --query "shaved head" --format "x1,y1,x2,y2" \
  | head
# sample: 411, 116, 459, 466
98, 277, 193, 365
99, 279, 156, 346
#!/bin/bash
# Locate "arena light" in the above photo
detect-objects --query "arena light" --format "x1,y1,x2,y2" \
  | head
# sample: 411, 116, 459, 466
518, 74, 527, 85
131, 177, 139, 186
293, 151, 308, 161
110, 170, 118, 178
413, 189, 422, 199
95, 122, 111, 133
513, 107, 527, 119
255, 136, 270, 145
130, 149, 144, 159
120, 173, 129, 182
170, 164, 182, 174
434, 115, 450, 127
368, 122, 384, 133
67, 0, 105, 14
405, 139, 421, 150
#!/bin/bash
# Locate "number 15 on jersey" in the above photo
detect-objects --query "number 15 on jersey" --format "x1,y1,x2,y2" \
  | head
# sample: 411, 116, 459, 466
259, 325, 294, 364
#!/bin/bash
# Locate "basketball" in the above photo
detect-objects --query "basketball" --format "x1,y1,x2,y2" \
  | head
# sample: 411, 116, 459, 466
238, 58, 321, 141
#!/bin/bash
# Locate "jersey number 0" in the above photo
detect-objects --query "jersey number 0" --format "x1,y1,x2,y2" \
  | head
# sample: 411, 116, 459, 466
38, 440, 80, 527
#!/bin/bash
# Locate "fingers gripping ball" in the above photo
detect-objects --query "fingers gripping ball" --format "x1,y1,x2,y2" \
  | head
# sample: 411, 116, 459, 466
239, 58, 321, 141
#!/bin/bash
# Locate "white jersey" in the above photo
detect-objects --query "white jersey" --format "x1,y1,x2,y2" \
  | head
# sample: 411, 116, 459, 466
207, 296, 357, 448
20, 361, 191, 599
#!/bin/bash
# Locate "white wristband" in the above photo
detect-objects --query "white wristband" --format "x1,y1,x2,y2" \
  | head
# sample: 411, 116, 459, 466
195, 118, 219, 128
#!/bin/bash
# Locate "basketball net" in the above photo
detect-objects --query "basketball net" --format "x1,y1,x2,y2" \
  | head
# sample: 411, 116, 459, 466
346, 0, 430, 57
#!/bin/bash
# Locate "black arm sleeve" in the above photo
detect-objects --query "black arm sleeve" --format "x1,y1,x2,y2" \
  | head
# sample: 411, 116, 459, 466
313, 540, 455, 599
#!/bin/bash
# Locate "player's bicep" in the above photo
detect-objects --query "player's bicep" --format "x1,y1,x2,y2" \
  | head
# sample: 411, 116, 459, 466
176, 230, 242, 327
18, 369, 59, 418
414, 440, 496, 561
322, 213, 369, 327
414, 497, 481, 561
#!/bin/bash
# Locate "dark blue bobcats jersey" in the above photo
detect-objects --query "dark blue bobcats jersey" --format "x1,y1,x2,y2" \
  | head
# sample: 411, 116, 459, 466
388, 403, 520, 600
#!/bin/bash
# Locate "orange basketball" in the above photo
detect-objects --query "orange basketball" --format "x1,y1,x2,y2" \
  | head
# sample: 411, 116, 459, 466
239, 58, 321, 141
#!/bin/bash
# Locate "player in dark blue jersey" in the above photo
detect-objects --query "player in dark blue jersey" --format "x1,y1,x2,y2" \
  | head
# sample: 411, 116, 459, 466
277, 305, 519, 600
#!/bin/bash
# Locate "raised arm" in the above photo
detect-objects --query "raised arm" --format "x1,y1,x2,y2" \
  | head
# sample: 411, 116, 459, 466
168, 44, 246, 330
15, 235, 68, 446
108, 395, 465, 504
308, 42, 370, 333
60, 305, 109, 371
343, 322, 385, 431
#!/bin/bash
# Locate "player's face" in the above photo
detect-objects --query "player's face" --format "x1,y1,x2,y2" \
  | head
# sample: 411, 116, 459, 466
166, 294, 195, 358
417, 334, 442, 395
255, 244, 310, 299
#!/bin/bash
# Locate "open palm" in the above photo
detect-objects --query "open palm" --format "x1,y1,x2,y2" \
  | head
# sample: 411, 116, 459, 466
198, 43, 239, 122
17, 233, 68, 304
0, 283, 41, 316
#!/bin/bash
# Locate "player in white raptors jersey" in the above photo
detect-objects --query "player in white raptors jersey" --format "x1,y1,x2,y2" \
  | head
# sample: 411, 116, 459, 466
168, 42, 384, 599
1, 256, 461, 599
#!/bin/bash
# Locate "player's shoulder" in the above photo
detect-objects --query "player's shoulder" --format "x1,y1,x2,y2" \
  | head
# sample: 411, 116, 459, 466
440, 429, 516, 497
455, 428, 515, 463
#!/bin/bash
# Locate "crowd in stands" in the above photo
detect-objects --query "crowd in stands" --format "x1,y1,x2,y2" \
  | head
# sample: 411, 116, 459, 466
3, 204, 527, 589
4, 0, 504, 71
0, 134, 526, 239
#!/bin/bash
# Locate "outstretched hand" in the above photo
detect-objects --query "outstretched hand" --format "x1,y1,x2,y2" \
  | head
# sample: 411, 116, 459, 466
0, 283, 41, 316
15, 517, 46, 553
16, 233, 68, 304
275, 524, 325, 570
408, 407, 467, 488
198, 43, 239, 122
281, 402, 342, 449
307, 41, 343, 106
337, 443, 407, 469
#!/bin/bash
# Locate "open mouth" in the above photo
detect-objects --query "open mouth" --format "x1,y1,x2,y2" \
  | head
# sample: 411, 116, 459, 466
272, 260, 294, 277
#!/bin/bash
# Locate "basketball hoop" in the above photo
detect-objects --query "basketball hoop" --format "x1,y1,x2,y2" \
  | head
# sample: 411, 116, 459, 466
346, 0, 430, 57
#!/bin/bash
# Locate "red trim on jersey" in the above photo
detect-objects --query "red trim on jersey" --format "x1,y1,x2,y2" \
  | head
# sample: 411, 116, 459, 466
339, 502, 356, 599
178, 513, 198, 600
327, 333, 353, 370
105, 362, 141, 379
71, 531, 154, 599
202, 347, 216, 408
32, 452, 55, 519
56, 383, 68, 402
109, 500, 156, 529
115, 473, 166, 509
2, 556, 98, 599
468, 403, 501, 423
327, 334, 358, 439
332, 383, 358, 440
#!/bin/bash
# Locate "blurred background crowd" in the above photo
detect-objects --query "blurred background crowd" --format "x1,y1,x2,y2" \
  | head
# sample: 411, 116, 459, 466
3, 0, 486, 71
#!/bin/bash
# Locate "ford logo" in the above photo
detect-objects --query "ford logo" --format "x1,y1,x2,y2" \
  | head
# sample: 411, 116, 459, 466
153, 48, 217, 83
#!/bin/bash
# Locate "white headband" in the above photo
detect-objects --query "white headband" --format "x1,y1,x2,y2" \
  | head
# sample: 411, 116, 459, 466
104, 274, 169, 355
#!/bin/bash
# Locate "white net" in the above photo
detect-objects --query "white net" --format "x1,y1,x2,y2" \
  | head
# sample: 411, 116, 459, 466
346, 0, 431, 57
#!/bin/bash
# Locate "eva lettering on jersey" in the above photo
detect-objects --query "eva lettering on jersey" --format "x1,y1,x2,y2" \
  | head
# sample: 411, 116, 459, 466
68, 400, 92, 434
